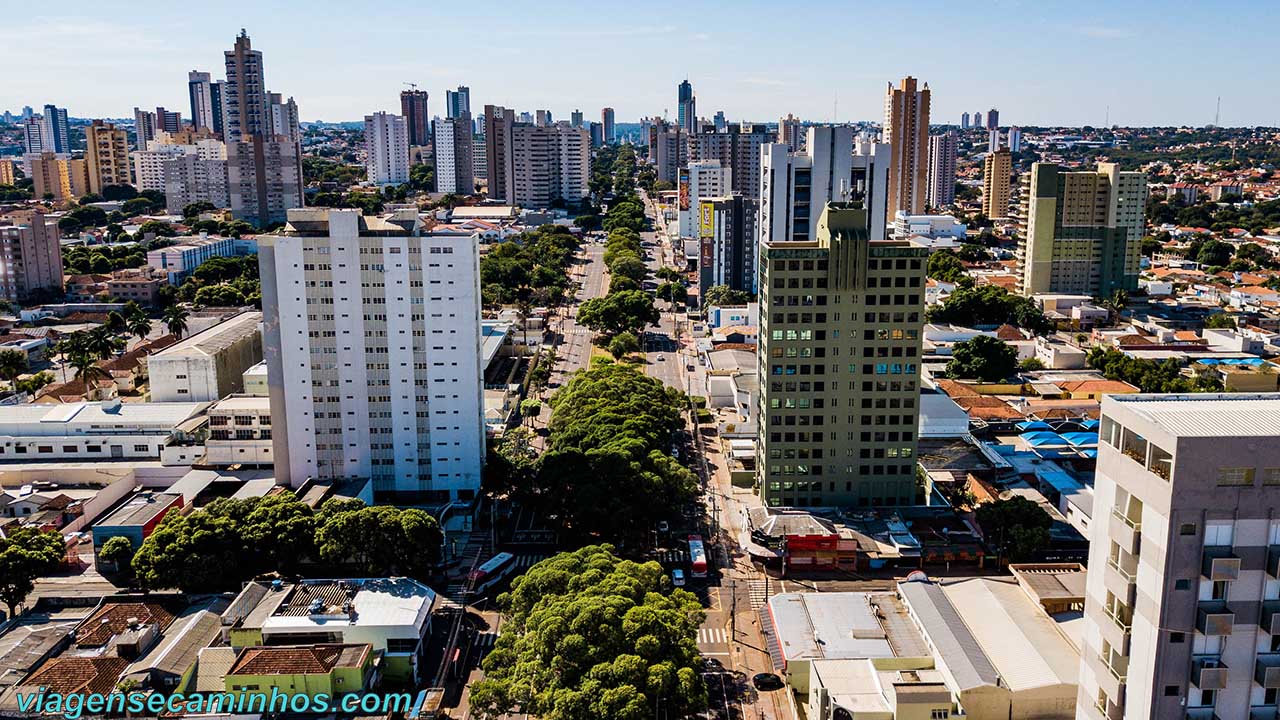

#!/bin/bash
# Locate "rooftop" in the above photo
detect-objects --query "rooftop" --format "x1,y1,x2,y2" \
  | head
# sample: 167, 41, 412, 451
228, 577, 435, 633
1107, 392, 1280, 437
767, 592, 927, 663
19, 656, 128, 695
228, 643, 370, 676
151, 311, 261, 358
75, 599, 177, 648
95, 492, 182, 530
0, 400, 208, 432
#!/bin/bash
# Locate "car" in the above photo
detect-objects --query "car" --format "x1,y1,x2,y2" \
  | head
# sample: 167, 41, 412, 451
752, 673, 784, 691
656, 354, 665, 361
702, 658, 723, 672
657, 520, 670, 533
671, 568, 685, 587
687, 363, 696, 371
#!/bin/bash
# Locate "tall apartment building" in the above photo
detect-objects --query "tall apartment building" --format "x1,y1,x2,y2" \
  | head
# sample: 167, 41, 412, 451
1008, 126, 1023, 153
364, 112, 410, 186
508, 122, 590, 208
759, 126, 889, 246
155, 107, 183, 134
84, 121, 130, 195
601, 107, 615, 144
0, 209, 62, 301
163, 150, 231, 214
471, 133, 486, 181
433, 115, 474, 195
223, 31, 303, 226
688, 123, 771, 197
883, 76, 930, 218
588, 122, 603, 149
972, 110, 983, 128
925, 131, 957, 209
697, 194, 757, 297
757, 202, 927, 508
961, 112, 970, 129
648, 121, 685, 185
188, 71, 216, 131
133, 108, 156, 151
28, 152, 89, 202
569, 109, 583, 128
258, 208, 485, 502
982, 148, 1012, 220
40, 105, 70, 154
678, 160, 731, 238
1080, 393, 1280, 720
778, 113, 803, 151
484, 105, 515, 202
400, 90, 430, 147
0, 160, 14, 186
1016, 162, 1146, 296
21, 116, 44, 156
986, 108, 1000, 130
677, 79, 696, 135
446, 86, 470, 120
265, 93, 300, 143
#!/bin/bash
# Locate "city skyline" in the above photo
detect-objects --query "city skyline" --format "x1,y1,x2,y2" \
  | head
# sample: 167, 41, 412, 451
2, 1, 1278, 127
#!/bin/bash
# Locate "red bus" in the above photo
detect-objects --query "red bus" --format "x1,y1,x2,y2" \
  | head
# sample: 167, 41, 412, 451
468, 552, 516, 594
688, 536, 708, 578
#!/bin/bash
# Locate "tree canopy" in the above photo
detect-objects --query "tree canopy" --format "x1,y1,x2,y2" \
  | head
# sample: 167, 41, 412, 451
0, 527, 65, 616
702, 285, 753, 308
975, 496, 1052, 563
946, 334, 1019, 382
469, 545, 706, 720
480, 225, 579, 306
577, 290, 659, 338
927, 284, 1051, 335
1086, 346, 1221, 393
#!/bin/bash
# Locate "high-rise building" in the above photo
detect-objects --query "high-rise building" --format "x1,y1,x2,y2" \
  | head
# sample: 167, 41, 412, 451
601, 107, 615, 144
188, 71, 216, 131
588, 122, 603, 149
28, 152, 89, 202
1008, 127, 1023, 153
471, 133, 486, 181
0, 160, 14, 186
778, 113, 802, 150
21, 115, 44, 155
981, 148, 1012, 220
209, 81, 225, 135
400, 89, 430, 147
960, 112, 970, 129
509, 122, 589, 209
163, 150, 231, 214
925, 131, 957, 209
133, 107, 156, 150
973, 110, 983, 128
155, 107, 183, 134
258, 207, 485, 502
0, 209, 62, 301
677, 160, 731, 238
1079, 393, 1280, 720
677, 79, 696, 135
534, 110, 551, 127
40, 105, 70, 154
483, 105, 515, 202
266, 93, 300, 143
570, 109, 583, 128
688, 123, 772, 197
757, 202, 927, 508
363, 112, 410, 186
433, 114, 474, 195
989, 128, 1001, 151
697, 194, 757, 296
446, 86, 470, 119
759, 126, 890, 246
223, 30, 303, 226
647, 119, 685, 185
84, 120, 131, 195
985, 108, 1000, 130
1016, 162, 1146, 296
713, 111, 727, 133
883, 76, 930, 219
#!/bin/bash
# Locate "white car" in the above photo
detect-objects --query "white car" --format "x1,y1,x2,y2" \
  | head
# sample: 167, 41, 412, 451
656, 354, 665, 361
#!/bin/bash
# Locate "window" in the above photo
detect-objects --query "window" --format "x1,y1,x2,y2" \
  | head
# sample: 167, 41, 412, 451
1264, 468, 1280, 485
1164, 685, 1180, 697
1169, 632, 1185, 643
1216, 467, 1255, 486
1175, 579, 1191, 591
385, 638, 419, 653
1180, 523, 1197, 536
930, 711, 949, 720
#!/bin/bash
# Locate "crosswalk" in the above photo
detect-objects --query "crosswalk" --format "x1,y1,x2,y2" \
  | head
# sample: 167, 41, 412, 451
513, 554, 545, 569
749, 578, 770, 609
697, 627, 728, 646
444, 555, 546, 599
657, 549, 687, 566
474, 631, 500, 649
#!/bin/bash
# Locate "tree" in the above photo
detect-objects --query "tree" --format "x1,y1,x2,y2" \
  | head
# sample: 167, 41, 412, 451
469, 545, 706, 720
655, 267, 683, 283
98, 536, 135, 572
1204, 312, 1237, 329
125, 303, 152, 347
101, 184, 138, 201
1101, 289, 1129, 323
946, 335, 1018, 382
701, 285, 752, 307
314, 504, 442, 578
577, 290, 659, 338
181, 201, 217, 220
0, 527, 65, 617
655, 282, 688, 304
15, 372, 54, 396
927, 284, 1051, 335
975, 496, 1052, 563
607, 331, 640, 359
608, 255, 648, 284
162, 304, 189, 339
955, 243, 990, 262
1196, 239, 1234, 267
520, 399, 542, 426
927, 251, 967, 284
1086, 345, 1221, 393
0, 349, 29, 393
194, 284, 246, 307
1019, 357, 1046, 371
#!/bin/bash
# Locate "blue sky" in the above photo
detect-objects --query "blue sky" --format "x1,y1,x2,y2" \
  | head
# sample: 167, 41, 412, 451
2, 0, 1276, 127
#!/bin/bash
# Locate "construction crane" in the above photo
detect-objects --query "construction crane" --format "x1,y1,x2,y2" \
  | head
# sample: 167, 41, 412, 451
404, 82, 419, 91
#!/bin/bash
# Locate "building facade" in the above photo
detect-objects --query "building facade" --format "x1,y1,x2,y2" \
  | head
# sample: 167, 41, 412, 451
1079, 394, 1280, 720
433, 115, 474, 195
363, 112, 410, 187
678, 79, 696, 135
446, 86, 470, 119
84, 121, 131, 195
188, 71, 216, 131
925, 131, 957, 209
688, 123, 771, 198
483, 105, 515, 203
399, 90, 430, 147
982, 148, 1012, 220
883, 76, 931, 219
757, 202, 926, 508
1017, 162, 1147, 296
698, 194, 758, 298
28, 152, 88, 202
0, 210, 62, 301
259, 208, 484, 502
678, 160, 731, 238
601, 107, 615, 144
148, 311, 263, 402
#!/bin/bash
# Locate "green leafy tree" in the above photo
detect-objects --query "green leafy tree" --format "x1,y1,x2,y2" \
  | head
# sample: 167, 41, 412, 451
946, 335, 1019, 382
607, 331, 640, 359
162, 304, 190, 339
655, 282, 688, 304
520, 399, 542, 426
469, 545, 706, 720
701, 285, 752, 307
927, 251, 967, 283
1203, 313, 1237, 329
927, 284, 1051, 335
609, 255, 648, 284
577, 290, 659, 338
98, 536, 135, 572
314, 504, 442, 578
0, 528, 65, 617
0, 349, 29, 393
15, 372, 54, 396
975, 496, 1053, 563
101, 184, 138, 201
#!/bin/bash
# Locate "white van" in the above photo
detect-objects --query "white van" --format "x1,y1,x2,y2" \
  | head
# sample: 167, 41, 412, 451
671, 569, 686, 587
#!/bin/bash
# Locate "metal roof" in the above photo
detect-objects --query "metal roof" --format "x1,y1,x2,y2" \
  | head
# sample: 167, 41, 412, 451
767, 593, 905, 662
897, 579, 999, 691
151, 311, 261, 357
1108, 393, 1280, 437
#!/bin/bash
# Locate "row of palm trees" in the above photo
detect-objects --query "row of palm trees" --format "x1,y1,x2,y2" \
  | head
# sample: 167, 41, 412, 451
51, 302, 191, 398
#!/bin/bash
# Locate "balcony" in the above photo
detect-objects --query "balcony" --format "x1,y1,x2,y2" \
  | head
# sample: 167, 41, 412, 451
1202, 546, 1241, 581
1251, 708, 1280, 720
1094, 697, 1124, 720
1110, 508, 1142, 554
1263, 600, 1280, 635
1268, 545, 1280, 578
1257, 654, 1280, 689
1192, 656, 1229, 690
1196, 601, 1235, 636
1185, 710, 1222, 720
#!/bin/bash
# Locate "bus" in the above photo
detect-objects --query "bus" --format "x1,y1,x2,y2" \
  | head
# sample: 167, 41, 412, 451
688, 535, 708, 578
468, 552, 516, 594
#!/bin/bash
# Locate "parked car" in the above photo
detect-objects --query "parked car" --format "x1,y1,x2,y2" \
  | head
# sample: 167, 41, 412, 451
753, 673, 784, 691
671, 569, 685, 587
657, 520, 670, 533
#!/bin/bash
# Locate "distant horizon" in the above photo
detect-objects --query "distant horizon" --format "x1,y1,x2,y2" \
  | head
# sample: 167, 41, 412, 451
3, 1, 1279, 127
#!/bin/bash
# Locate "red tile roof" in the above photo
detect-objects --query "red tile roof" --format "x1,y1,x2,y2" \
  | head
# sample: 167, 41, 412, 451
228, 644, 370, 676
76, 601, 176, 647
22, 656, 128, 695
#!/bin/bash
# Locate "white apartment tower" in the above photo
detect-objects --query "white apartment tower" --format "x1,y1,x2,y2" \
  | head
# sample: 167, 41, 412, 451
1081, 393, 1280, 720
258, 208, 485, 502
364, 112, 410, 186
677, 160, 731, 238
926, 130, 958, 208
433, 115, 474, 195
188, 71, 216, 131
